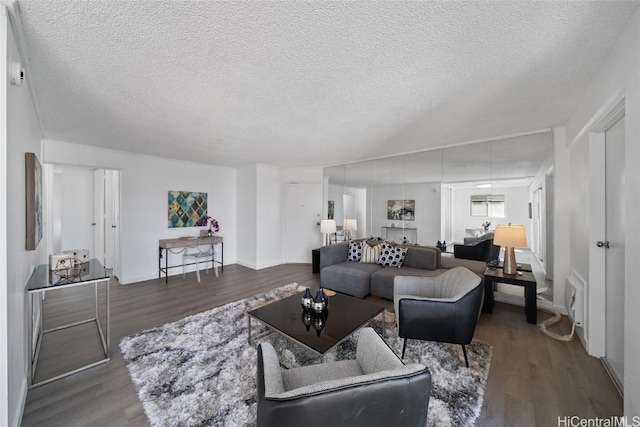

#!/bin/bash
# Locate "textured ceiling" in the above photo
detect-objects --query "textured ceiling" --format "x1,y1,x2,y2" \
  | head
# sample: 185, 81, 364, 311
11, 0, 640, 168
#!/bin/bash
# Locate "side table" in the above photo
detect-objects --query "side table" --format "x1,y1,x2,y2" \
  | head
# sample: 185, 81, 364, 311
483, 266, 538, 324
27, 259, 112, 387
312, 248, 320, 274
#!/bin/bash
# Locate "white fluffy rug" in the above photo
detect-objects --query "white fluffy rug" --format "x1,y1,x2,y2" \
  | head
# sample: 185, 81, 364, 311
120, 283, 492, 426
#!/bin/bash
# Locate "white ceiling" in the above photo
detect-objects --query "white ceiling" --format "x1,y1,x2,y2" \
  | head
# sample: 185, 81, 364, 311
9, 1, 640, 168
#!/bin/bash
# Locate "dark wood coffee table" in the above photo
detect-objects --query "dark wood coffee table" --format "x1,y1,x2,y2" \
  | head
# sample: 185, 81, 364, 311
247, 290, 385, 356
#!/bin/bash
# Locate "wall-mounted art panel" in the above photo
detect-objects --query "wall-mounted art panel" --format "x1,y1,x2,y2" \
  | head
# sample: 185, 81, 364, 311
387, 199, 415, 221
168, 190, 208, 227
26, 152, 43, 250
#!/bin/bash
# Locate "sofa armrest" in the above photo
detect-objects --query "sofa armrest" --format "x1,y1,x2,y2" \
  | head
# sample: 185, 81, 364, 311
319, 243, 349, 270
440, 256, 487, 277
355, 327, 403, 374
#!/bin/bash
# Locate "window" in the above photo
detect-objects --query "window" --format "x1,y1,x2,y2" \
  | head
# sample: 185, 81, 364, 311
470, 194, 505, 217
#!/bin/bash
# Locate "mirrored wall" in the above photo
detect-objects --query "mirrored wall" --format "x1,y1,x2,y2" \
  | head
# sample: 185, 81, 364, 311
324, 132, 554, 253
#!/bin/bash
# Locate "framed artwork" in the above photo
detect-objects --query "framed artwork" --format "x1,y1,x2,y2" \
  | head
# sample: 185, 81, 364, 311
25, 152, 43, 250
168, 190, 208, 227
387, 199, 415, 221
327, 200, 334, 220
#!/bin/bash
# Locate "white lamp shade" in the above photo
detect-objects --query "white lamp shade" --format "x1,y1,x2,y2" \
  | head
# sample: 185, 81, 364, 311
493, 224, 527, 247
320, 219, 337, 234
344, 219, 358, 231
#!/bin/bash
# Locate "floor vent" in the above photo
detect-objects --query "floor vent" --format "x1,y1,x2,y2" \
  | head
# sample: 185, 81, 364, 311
565, 275, 584, 327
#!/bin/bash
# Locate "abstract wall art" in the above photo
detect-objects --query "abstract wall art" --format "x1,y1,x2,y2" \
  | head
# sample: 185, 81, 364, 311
387, 199, 415, 221
26, 152, 43, 250
168, 190, 208, 227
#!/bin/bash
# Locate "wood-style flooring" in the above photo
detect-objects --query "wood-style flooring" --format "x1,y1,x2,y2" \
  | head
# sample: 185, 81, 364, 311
21, 263, 622, 426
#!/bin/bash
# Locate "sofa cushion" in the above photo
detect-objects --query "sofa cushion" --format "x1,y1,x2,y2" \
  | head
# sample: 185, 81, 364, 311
360, 242, 382, 264
370, 267, 450, 300
320, 262, 382, 298
400, 246, 440, 270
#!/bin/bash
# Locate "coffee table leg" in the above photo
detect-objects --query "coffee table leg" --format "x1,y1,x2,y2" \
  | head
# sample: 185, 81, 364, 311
247, 315, 252, 344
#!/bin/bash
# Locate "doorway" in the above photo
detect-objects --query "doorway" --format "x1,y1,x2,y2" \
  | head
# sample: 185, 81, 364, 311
284, 183, 323, 263
603, 116, 625, 393
47, 166, 121, 278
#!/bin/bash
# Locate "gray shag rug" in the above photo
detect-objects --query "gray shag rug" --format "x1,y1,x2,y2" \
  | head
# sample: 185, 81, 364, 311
120, 283, 492, 427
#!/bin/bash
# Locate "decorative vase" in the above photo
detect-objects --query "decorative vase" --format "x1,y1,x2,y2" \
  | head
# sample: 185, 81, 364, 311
318, 287, 329, 308
312, 290, 326, 315
301, 288, 314, 310
301, 310, 312, 331
313, 314, 325, 336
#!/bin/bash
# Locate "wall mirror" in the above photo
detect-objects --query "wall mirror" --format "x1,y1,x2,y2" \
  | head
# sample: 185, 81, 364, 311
324, 132, 553, 254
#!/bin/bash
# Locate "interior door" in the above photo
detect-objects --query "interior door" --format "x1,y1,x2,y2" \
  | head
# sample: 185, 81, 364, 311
93, 169, 105, 265
604, 116, 625, 392
533, 187, 543, 261
285, 183, 323, 263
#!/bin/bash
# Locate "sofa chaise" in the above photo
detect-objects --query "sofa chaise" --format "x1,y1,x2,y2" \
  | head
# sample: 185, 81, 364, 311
319, 241, 486, 300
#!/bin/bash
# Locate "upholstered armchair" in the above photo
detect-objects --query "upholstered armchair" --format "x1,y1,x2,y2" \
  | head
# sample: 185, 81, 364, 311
393, 267, 483, 367
256, 327, 431, 427
453, 237, 500, 262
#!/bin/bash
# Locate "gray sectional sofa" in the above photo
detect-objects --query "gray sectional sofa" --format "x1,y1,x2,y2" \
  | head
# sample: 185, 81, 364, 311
319, 241, 486, 300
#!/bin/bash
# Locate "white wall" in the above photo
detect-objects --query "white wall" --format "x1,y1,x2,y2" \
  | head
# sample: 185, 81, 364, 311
236, 164, 257, 268
369, 182, 441, 245
564, 9, 640, 416
451, 186, 532, 244
58, 166, 94, 253
552, 127, 570, 312
2, 9, 46, 426
256, 163, 283, 269
43, 141, 237, 284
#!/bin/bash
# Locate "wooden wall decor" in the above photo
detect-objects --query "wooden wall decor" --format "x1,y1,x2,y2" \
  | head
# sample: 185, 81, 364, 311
26, 152, 43, 250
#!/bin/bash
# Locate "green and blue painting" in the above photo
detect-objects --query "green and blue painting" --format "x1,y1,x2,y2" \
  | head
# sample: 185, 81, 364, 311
168, 190, 207, 227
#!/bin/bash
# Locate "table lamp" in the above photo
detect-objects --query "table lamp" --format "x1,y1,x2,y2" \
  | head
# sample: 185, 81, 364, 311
344, 219, 357, 241
493, 223, 527, 275
320, 219, 337, 246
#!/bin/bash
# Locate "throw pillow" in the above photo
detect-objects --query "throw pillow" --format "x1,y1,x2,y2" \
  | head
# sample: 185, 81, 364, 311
360, 242, 382, 264
348, 240, 362, 262
376, 242, 395, 266
387, 246, 408, 268
377, 243, 409, 268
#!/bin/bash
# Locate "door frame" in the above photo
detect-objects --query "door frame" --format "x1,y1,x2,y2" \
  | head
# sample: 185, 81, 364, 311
587, 92, 625, 357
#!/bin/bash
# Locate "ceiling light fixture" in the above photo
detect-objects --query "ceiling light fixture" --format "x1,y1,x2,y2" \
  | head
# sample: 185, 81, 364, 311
477, 183, 492, 188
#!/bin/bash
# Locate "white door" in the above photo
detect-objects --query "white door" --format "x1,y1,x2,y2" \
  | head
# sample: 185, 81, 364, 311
533, 187, 543, 261
604, 116, 625, 392
285, 183, 323, 263
93, 169, 106, 265
93, 169, 120, 271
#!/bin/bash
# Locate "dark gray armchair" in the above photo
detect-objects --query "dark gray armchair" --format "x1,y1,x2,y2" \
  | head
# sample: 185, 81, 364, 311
393, 267, 483, 367
256, 327, 431, 427
453, 237, 500, 262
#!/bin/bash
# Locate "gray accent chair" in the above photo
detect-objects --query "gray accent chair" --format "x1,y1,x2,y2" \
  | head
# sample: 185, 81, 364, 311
393, 267, 483, 367
256, 327, 431, 427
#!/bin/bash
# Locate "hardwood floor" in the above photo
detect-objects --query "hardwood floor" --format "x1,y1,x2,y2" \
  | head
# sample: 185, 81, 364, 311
21, 264, 622, 426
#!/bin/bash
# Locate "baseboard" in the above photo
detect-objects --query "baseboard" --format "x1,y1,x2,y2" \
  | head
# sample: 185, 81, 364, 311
235, 260, 283, 270
493, 292, 555, 313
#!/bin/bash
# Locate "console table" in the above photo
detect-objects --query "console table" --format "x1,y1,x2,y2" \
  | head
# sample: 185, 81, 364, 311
381, 226, 417, 244
159, 236, 223, 283
483, 266, 538, 324
26, 259, 111, 388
